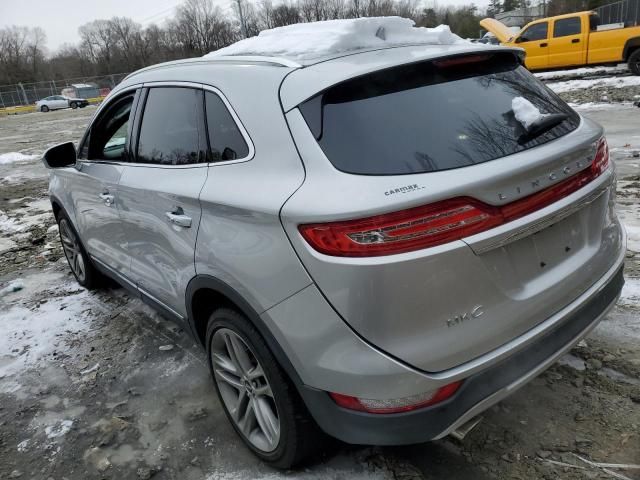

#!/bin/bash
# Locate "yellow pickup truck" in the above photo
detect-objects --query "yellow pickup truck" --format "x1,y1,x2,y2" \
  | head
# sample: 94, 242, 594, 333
481, 11, 640, 74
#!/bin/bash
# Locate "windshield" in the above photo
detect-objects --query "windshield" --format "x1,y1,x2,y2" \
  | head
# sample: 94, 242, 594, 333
299, 52, 579, 175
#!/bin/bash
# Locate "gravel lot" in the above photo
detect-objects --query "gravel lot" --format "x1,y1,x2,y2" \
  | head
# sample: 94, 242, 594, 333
0, 90, 639, 480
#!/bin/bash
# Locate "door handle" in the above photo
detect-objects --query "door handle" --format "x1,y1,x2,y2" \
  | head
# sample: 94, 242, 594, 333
571, 38, 580, 43
540, 42, 548, 47
165, 208, 192, 228
99, 192, 115, 206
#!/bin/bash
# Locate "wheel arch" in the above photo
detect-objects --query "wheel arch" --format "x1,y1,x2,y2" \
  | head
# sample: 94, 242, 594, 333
185, 275, 304, 387
623, 37, 640, 60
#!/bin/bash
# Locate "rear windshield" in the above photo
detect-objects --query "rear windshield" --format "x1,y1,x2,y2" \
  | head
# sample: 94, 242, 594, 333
299, 53, 579, 175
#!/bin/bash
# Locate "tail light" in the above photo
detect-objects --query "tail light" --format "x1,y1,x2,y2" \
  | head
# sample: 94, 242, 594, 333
299, 137, 609, 257
329, 381, 463, 414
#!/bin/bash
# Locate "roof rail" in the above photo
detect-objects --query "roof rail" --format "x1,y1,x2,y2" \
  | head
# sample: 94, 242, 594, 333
123, 55, 300, 82
203, 55, 302, 68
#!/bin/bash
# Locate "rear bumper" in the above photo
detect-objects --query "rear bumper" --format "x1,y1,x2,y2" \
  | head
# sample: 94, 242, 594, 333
299, 264, 624, 445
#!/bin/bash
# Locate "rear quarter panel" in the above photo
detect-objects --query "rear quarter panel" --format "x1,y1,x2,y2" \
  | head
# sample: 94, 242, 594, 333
587, 26, 640, 63
192, 66, 312, 313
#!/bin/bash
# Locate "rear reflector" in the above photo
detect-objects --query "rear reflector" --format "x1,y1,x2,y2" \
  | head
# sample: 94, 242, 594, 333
299, 137, 609, 257
329, 381, 463, 414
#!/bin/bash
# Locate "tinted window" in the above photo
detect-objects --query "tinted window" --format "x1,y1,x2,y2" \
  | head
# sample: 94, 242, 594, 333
205, 92, 249, 161
87, 95, 134, 161
137, 87, 204, 165
299, 53, 579, 175
554, 17, 581, 37
519, 22, 548, 42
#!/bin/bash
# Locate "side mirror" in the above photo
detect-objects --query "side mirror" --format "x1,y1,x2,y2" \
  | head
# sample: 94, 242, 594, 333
43, 142, 76, 169
515, 37, 524, 44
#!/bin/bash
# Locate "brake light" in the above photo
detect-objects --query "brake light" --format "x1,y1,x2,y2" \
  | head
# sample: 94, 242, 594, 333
299, 137, 609, 257
433, 54, 491, 68
329, 381, 463, 414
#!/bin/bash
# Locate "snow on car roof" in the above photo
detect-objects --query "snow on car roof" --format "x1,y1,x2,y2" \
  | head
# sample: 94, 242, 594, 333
204, 17, 465, 62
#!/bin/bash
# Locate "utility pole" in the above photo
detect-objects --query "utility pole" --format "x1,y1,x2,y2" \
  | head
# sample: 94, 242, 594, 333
236, 0, 247, 38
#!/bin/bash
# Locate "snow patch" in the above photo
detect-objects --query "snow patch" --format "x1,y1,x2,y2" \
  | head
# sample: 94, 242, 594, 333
17, 439, 30, 452
546, 75, 640, 94
512, 96, 546, 130
0, 152, 39, 165
619, 277, 640, 306
534, 64, 628, 81
205, 18, 464, 61
0, 276, 94, 379
625, 222, 640, 253
0, 280, 25, 297
45, 420, 73, 439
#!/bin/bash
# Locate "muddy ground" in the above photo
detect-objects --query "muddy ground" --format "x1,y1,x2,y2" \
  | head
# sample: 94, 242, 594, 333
0, 94, 639, 480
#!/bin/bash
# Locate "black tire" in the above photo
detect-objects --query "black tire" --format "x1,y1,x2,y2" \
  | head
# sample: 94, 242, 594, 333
57, 211, 103, 289
629, 49, 640, 76
206, 308, 324, 468
40, 105, 49, 112
79, 103, 87, 108
70, 101, 78, 109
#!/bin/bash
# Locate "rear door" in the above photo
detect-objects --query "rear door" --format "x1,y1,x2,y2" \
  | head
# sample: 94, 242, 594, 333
53, 95, 68, 109
117, 84, 208, 318
516, 21, 550, 70
549, 16, 585, 67
72, 90, 138, 275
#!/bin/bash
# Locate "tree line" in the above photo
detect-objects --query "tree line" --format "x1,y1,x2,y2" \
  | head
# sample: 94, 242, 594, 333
0, 0, 488, 86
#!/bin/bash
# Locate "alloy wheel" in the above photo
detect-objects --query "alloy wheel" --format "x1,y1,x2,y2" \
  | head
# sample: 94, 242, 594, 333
211, 328, 280, 452
59, 219, 86, 283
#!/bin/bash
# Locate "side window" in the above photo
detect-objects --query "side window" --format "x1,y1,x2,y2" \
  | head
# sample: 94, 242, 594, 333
136, 87, 204, 165
205, 92, 249, 162
87, 94, 134, 161
554, 17, 581, 37
519, 22, 548, 42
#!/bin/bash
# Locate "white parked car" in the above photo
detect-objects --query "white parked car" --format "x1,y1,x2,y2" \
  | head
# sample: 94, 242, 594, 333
35, 95, 89, 112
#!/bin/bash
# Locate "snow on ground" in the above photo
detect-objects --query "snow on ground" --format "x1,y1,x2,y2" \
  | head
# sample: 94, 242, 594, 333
546, 75, 640, 94
619, 276, 640, 307
0, 152, 39, 165
534, 64, 628, 81
205, 18, 464, 60
625, 222, 640, 253
0, 271, 95, 381
0, 198, 53, 235
568, 101, 636, 111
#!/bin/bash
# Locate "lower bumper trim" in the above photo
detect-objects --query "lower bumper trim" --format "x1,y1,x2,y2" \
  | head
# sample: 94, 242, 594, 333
299, 265, 624, 445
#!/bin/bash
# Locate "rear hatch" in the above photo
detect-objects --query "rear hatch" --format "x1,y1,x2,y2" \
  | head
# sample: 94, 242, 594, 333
280, 49, 624, 372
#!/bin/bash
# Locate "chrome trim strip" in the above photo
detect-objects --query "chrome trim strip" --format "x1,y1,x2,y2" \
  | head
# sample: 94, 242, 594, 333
137, 286, 185, 320
464, 171, 612, 255
90, 255, 185, 321
472, 186, 608, 254
80, 81, 255, 169
90, 255, 137, 290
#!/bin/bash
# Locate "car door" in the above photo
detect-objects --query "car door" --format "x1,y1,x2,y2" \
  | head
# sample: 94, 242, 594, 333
549, 16, 585, 67
71, 89, 139, 276
52, 95, 67, 109
117, 84, 208, 319
516, 21, 550, 70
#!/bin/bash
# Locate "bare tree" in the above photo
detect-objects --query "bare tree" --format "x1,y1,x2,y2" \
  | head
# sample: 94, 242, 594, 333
173, 0, 237, 55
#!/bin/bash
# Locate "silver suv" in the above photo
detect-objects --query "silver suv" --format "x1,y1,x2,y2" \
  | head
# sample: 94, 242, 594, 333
43, 43, 625, 468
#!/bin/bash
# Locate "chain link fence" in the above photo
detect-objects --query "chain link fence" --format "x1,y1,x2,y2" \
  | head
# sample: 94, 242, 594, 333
596, 0, 640, 26
0, 73, 130, 109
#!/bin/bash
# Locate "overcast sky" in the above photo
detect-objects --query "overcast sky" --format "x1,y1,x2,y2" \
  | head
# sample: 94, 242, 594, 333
1, 0, 489, 52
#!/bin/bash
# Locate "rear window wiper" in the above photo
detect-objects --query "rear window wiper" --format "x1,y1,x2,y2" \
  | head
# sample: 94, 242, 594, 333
518, 113, 569, 145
